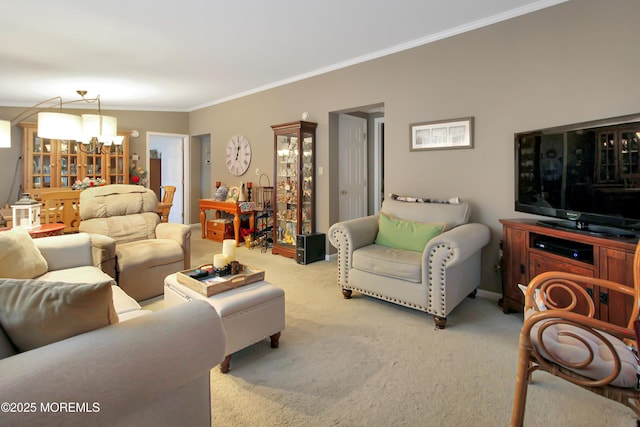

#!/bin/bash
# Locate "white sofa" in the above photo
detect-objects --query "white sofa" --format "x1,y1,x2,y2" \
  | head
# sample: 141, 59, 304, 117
0, 232, 227, 426
328, 199, 490, 328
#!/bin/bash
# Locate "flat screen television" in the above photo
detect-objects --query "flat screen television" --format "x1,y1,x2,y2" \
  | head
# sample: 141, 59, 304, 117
515, 113, 640, 238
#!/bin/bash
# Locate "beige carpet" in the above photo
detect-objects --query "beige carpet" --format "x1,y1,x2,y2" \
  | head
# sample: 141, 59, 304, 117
180, 231, 634, 426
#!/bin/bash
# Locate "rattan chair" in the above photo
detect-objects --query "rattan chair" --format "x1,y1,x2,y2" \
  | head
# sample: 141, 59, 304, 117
511, 242, 640, 426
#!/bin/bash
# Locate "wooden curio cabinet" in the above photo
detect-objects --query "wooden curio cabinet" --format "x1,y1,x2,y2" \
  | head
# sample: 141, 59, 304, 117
20, 122, 129, 191
271, 121, 317, 259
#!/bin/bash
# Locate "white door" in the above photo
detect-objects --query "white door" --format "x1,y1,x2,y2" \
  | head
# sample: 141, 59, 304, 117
339, 114, 367, 221
148, 133, 189, 224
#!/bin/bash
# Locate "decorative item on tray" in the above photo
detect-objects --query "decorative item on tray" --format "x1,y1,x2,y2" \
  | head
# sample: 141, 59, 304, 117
177, 263, 266, 297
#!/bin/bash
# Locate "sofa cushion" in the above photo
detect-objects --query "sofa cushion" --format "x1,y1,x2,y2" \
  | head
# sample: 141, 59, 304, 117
0, 279, 118, 352
375, 212, 444, 252
352, 244, 422, 283
0, 325, 17, 359
37, 265, 115, 284
117, 239, 184, 269
0, 227, 48, 279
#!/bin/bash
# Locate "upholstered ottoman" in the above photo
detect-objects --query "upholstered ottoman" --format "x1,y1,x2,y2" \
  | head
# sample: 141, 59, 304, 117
163, 273, 285, 373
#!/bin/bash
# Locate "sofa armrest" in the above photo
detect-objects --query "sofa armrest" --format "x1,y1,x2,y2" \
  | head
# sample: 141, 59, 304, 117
0, 300, 226, 427
156, 223, 192, 269
87, 233, 117, 278
328, 215, 379, 288
423, 222, 490, 266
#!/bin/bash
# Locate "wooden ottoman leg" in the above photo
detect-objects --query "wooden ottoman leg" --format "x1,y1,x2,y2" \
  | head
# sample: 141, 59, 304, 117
220, 355, 232, 373
270, 331, 281, 349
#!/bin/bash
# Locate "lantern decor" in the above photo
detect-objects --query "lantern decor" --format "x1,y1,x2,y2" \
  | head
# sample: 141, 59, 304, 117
11, 193, 41, 229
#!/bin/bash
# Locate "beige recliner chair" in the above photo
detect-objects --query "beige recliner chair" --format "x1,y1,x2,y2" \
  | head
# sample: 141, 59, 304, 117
79, 184, 191, 301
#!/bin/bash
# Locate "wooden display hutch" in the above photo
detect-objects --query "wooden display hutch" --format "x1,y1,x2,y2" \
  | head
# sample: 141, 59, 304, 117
271, 121, 317, 259
500, 218, 637, 327
20, 122, 130, 191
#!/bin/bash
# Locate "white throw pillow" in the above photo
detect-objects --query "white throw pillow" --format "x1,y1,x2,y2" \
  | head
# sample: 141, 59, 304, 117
0, 227, 48, 279
518, 283, 547, 311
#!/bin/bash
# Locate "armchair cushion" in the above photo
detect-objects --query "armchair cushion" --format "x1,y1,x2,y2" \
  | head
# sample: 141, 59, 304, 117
0, 279, 117, 352
375, 212, 444, 252
0, 227, 48, 279
353, 244, 422, 283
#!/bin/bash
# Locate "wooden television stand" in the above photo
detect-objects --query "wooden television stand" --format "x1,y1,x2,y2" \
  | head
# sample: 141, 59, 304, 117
499, 218, 638, 327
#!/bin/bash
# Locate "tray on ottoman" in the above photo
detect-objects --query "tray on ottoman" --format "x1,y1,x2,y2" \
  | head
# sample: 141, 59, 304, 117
177, 265, 265, 297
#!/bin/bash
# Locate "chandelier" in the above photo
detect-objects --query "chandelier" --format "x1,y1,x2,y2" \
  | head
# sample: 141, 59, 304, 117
0, 90, 121, 153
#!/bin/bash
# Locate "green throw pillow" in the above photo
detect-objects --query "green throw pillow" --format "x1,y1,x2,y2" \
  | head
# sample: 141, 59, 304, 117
375, 212, 444, 252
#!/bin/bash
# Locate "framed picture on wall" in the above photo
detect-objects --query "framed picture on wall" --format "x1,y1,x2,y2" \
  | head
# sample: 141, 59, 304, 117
410, 117, 474, 151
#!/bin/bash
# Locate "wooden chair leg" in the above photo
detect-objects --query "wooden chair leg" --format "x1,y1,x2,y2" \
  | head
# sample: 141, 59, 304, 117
342, 289, 352, 299
434, 316, 447, 329
511, 342, 532, 426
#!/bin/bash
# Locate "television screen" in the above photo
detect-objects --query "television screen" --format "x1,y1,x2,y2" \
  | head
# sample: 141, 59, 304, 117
515, 114, 640, 237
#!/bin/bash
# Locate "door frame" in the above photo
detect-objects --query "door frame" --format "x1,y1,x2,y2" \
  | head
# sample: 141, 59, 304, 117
145, 132, 190, 224
373, 117, 384, 214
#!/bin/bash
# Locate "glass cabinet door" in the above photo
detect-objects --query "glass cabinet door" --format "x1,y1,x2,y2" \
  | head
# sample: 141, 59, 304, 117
597, 131, 616, 183
301, 131, 313, 235
619, 128, 640, 178
30, 134, 54, 189
58, 139, 80, 187
275, 133, 299, 248
108, 143, 127, 184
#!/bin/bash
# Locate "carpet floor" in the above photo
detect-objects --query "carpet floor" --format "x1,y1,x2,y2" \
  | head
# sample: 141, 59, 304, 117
176, 231, 635, 426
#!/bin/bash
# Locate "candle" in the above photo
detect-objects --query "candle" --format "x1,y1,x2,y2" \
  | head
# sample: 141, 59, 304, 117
246, 182, 252, 189
222, 239, 236, 261
215, 181, 221, 188
213, 254, 228, 269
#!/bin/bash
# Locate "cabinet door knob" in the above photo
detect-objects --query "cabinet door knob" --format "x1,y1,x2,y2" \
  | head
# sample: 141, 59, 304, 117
340, 190, 347, 195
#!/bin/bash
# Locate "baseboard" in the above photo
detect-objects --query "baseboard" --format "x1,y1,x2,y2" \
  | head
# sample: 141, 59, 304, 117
477, 289, 501, 302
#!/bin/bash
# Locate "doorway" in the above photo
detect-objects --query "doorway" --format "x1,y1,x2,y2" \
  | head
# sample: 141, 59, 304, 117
338, 114, 367, 222
335, 106, 385, 222
147, 132, 190, 224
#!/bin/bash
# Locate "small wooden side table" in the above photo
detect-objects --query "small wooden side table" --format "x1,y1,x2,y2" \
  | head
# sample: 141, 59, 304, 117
0, 223, 66, 238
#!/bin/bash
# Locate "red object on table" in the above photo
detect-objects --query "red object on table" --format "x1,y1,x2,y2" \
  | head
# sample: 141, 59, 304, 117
0, 223, 66, 238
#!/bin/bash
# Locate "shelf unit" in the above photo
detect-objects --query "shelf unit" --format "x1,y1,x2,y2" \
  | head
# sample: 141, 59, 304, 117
20, 122, 129, 191
271, 121, 317, 259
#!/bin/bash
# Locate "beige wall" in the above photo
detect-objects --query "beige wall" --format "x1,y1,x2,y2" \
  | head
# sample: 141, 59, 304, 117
190, 0, 640, 293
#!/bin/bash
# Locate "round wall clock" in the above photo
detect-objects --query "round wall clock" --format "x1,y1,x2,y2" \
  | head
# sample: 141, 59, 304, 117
225, 134, 252, 176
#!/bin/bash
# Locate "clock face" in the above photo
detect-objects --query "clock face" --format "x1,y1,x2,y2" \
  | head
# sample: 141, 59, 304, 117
225, 134, 252, 176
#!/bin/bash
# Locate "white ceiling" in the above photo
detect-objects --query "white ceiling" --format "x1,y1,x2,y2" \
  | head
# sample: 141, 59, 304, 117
0, 0, 566, 112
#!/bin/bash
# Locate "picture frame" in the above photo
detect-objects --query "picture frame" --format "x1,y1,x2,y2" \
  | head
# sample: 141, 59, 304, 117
225, 186, 240, 202
410, 117, 474, 151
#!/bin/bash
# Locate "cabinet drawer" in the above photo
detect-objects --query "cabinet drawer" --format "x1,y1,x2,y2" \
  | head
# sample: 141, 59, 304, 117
206, 220, 233, 242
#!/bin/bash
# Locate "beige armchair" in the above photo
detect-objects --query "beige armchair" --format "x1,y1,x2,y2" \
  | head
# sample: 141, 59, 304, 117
79, 184, 191, 301
328, 198, 490, 328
